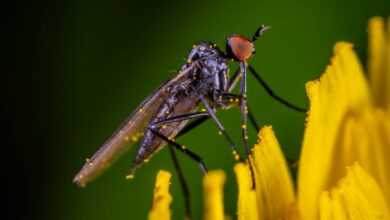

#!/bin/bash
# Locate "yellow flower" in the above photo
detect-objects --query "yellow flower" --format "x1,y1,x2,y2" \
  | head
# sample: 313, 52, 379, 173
202, 170, 226, 220
147, 17, 389, 220
298, 17, 390, 220
148, 170, 172, 220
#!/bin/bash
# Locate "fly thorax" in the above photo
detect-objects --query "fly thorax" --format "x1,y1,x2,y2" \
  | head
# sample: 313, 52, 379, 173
187, 42, 229, 95
197, 57, 229, 94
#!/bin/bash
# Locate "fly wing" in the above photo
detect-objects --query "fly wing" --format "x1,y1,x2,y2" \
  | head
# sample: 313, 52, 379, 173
73, 63, 196, 187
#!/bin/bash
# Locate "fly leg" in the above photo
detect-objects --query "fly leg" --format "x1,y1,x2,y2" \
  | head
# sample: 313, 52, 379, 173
168, 145, 191, 219
220, 94, 298, 171
247, 104, 259, 132
149, 128, 208, 219
228, 81, 299, 174
152, 112, 209, 127
228, 65, 305, 131
248, 65, 307, 112
198, 94, 244, 162
148, 111, 210, 219
213, 64, 257, 188
237, 62, 257, 189
215, 67, 252, 156
239, 62, 250, 157
247, 65, 303, 170
177, 105, 259, 137
149, 127, 208, 173
227, 67, 260, 133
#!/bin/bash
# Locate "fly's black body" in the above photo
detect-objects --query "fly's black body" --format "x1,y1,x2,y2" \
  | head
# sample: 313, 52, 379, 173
74, 25, 306, 219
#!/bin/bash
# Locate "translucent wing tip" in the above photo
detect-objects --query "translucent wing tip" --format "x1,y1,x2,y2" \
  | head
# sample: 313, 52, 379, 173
73, 172, 87, 188
73, 163, 94, 187
72, 158, 103, 188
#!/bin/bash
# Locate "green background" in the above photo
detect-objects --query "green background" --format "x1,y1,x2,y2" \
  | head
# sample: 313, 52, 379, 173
21, 0, 388, 219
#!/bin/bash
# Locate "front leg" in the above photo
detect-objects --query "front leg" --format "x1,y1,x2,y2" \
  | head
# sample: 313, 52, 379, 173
239, 62, 250, 156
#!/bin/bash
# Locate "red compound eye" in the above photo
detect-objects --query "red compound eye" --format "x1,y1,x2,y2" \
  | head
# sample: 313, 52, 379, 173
226, 35, 254, 61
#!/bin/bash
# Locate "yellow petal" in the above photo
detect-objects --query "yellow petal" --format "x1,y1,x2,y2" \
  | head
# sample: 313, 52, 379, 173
251, 126, 297, 220
148, 170, 172, 220
319, 164, 390, 220
330, 107, 390, 208
234, 163, 259, 220
203, 170, 226, 220
298, 42, 371, 220
368, 17, 390, 108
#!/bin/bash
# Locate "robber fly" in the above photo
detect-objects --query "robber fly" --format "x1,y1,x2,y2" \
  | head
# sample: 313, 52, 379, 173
74, 25, 305, 218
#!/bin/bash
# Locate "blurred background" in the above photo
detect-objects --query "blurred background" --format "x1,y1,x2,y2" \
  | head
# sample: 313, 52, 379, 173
7, 0, 389, 219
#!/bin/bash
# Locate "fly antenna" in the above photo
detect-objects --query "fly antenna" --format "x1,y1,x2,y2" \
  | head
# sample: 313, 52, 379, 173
252, 25, 271, 42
